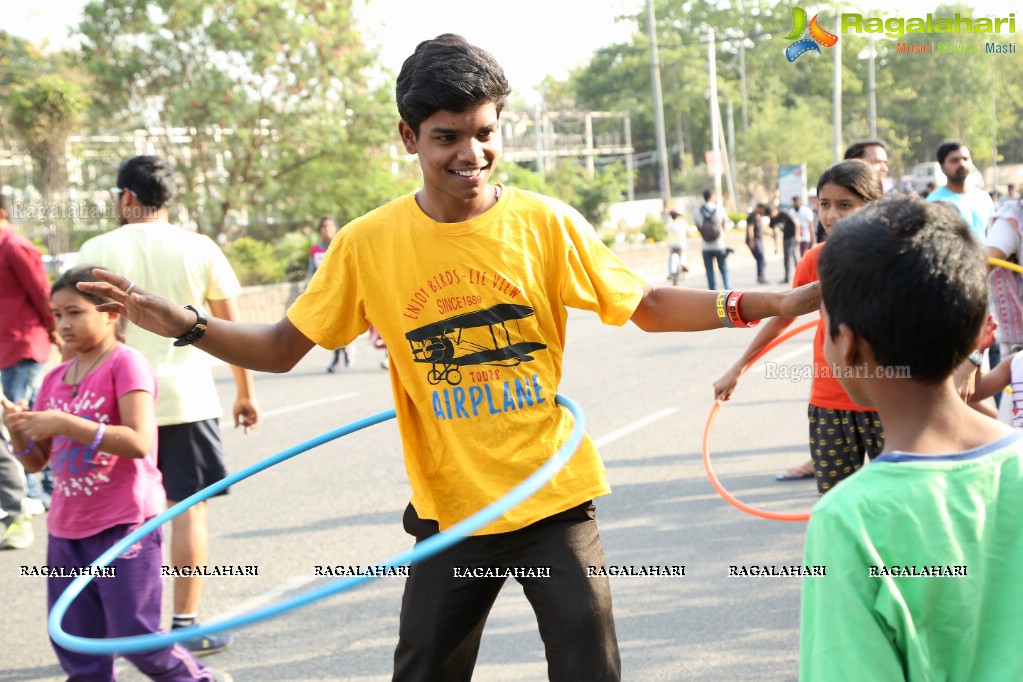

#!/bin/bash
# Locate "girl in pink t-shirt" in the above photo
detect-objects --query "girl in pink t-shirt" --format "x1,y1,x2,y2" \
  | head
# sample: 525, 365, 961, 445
2, 267, 215, 681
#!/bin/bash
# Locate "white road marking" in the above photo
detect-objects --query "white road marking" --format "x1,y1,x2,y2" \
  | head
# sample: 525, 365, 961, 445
258, 392, 360, 419
593, 408, 678, 447
748, 343, 813, 373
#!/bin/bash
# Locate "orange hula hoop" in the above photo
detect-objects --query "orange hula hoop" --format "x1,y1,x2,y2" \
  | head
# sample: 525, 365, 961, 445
703, 258, 1017, 521
702, 320, 818, 522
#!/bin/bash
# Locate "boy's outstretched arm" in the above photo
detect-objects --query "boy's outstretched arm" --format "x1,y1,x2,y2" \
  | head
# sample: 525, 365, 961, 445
79, 268, 316, 373
630, 282, 820, 332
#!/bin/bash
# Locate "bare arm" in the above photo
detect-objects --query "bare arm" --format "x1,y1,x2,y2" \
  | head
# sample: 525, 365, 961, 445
986, 245, 1009, 271
629, 283, 818, 333
712, 315, 799, 401
208, 297, 261, 433
972, 356, 1013, 402
79, 269, 316, 373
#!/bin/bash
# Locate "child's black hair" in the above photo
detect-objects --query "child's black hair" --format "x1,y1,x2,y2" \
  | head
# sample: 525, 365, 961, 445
52, 266, 125, 341
816, 159, 884, 204
818, 193, 987, 382
395, 34, 511, 135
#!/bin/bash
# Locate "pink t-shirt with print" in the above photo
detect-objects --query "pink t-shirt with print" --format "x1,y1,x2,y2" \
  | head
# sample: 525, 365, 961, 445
34, 343, 164, 539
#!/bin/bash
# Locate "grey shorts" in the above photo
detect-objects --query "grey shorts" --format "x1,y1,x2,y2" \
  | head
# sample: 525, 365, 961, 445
157, 419, 228, 502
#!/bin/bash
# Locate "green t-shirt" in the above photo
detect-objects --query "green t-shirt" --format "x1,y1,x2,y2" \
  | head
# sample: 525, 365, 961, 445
801, 433, 1023, 681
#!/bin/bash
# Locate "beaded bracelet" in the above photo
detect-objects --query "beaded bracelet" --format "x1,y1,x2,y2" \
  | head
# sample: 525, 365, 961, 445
715, 290, 734, 328
10, 440, 36, 458
89, 422, 106, 452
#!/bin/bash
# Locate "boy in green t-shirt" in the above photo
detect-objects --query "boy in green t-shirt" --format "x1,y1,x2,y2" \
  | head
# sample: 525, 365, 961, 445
801, 193, 1023, 681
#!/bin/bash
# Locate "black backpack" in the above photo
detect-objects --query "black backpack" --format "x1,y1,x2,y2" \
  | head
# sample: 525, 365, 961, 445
697, 205, 721, 242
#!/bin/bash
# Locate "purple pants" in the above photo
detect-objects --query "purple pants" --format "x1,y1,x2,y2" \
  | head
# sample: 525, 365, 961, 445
47, 523, 212, 681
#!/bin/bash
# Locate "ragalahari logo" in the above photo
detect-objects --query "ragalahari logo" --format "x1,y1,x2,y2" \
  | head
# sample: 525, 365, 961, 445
784, 7, 839, 62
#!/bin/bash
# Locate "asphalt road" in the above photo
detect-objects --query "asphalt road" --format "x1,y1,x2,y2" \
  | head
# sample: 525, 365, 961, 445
2, 246, 822, 681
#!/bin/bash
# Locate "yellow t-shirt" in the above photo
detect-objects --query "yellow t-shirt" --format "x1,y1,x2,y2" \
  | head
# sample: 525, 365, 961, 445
288, 186, 645, 534
78, 223, 242, 425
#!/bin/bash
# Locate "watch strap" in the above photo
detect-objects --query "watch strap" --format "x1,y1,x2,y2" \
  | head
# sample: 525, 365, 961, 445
173, 305, 209, 347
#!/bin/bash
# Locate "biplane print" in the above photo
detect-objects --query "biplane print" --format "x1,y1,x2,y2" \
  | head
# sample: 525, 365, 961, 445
405, 303, 547, 386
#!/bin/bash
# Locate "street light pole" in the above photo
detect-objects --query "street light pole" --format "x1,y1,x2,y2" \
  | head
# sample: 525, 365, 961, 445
708, 27, 723, 202
833, 5, 843, 162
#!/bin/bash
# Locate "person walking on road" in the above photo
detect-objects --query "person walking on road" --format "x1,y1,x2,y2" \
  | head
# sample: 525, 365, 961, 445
769, 205, 799, 284
78, 156, 260, 656
695, 190, 731, 290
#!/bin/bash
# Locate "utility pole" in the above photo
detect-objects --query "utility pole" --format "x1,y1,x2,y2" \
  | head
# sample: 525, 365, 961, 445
867, 35, 876, 138
739, 38, 750, 183
833, 5, 843, 162
646, 0, 672, 213
708, 27, 723, 203
534, 102, 545, 180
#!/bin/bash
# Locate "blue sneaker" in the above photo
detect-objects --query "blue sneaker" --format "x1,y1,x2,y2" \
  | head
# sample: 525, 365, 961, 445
173, 625, 233, 656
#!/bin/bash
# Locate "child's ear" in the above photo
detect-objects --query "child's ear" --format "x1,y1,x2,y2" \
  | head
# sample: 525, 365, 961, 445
832, 322, 863, 367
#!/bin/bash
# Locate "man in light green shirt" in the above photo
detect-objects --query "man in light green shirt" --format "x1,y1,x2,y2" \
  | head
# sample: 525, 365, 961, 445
79, 156, 259, 656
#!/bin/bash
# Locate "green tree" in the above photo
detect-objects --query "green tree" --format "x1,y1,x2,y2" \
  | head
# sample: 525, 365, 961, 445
9, 76, 88, 202
77, 0, 398, 237
9, 75, 88, 256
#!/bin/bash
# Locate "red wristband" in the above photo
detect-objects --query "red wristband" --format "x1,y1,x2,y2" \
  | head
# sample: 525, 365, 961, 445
726, 291, 760, 328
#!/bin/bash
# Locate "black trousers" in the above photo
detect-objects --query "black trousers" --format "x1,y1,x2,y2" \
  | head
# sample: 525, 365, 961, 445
392, 501, 621, 682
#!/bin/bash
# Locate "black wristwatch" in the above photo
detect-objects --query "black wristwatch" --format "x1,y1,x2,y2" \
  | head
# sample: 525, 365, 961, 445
173, 305, 209, 347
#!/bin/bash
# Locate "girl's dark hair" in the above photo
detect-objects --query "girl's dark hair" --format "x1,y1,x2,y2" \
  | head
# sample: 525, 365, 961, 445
396, 34, 511, 135
318, 215, 337, 230
51, 266, 125, 341
816, 159, 884, 204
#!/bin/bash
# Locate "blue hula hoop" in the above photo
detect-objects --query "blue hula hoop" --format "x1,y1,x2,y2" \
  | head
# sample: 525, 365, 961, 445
49, 394, 587, 655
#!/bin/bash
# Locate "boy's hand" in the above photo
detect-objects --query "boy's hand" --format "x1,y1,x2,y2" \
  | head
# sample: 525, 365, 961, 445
233, 398, 261, 435
4, 409, 67, 441
778, 281, 820, 318
78, 269, 198, 340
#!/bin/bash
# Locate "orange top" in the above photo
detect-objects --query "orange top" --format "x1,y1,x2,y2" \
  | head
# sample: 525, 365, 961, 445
792, 244, 875, 412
